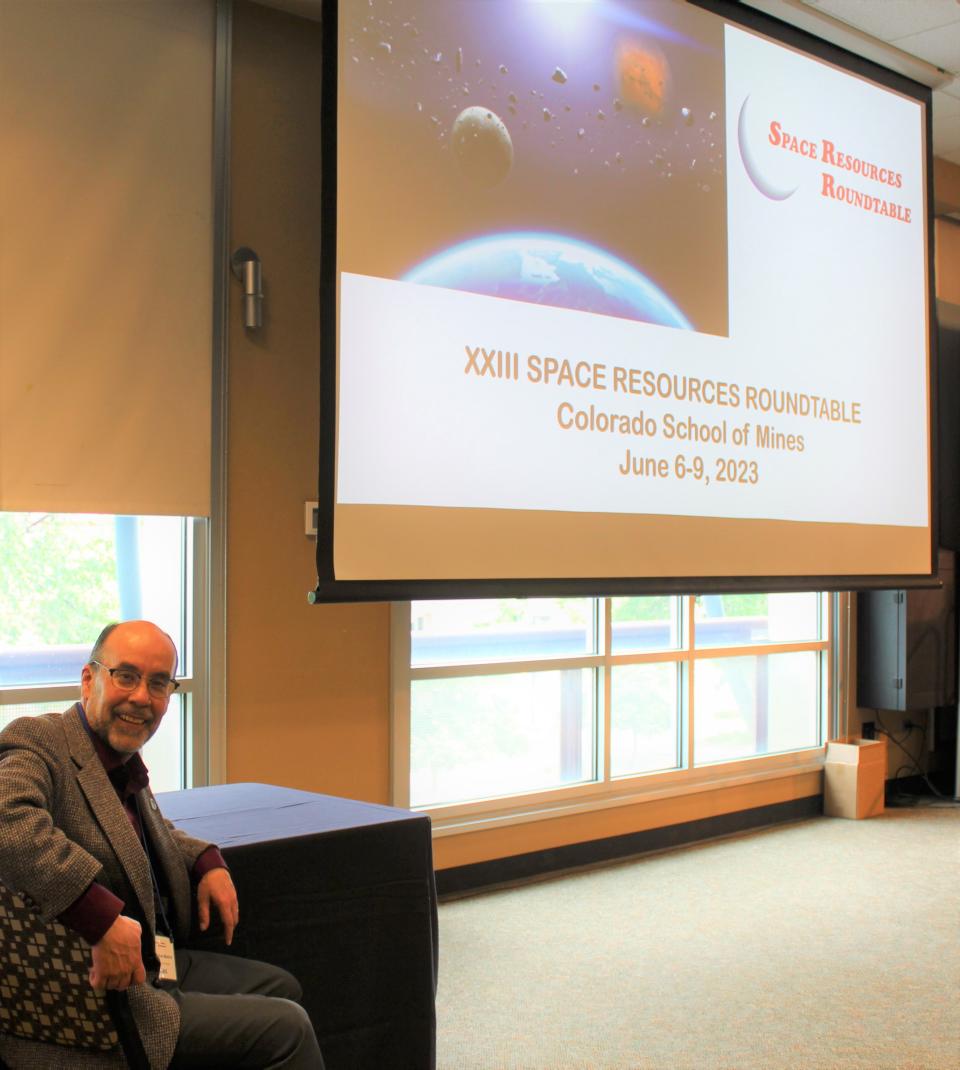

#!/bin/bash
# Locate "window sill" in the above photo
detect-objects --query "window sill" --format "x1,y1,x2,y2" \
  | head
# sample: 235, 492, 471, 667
427, 749, 825, 837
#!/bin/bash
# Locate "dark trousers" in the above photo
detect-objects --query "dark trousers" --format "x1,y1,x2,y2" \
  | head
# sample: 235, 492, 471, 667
166, 949, 324, 1070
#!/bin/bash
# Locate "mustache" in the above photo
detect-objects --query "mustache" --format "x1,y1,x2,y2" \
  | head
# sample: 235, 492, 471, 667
112, 704, 154, 723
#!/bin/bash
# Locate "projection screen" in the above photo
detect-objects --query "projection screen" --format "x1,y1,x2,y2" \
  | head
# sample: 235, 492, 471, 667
315, 0, 936, 600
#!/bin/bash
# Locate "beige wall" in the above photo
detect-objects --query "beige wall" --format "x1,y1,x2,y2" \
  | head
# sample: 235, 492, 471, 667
936, 218, 960, 308
934, 158, 960, 329
226, 3, 390, 803
223, 3, 959, 865
934, 157, 960, 218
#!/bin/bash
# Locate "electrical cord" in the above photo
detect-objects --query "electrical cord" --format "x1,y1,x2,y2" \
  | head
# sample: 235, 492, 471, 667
875, 710, 956, 804
880, 719, 915, 747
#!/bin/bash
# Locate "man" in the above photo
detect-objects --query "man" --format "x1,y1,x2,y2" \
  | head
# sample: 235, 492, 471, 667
0, 620, 324, 1069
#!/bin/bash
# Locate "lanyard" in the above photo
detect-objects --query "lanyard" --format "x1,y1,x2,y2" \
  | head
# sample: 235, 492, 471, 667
133, 793, 173, 939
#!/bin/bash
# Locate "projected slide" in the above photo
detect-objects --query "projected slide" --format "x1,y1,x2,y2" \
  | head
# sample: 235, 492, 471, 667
339, 0, 727, 334
332, 0, 931, 583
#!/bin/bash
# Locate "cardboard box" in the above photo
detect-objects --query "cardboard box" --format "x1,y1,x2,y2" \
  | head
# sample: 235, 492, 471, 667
823, 738, 887, 819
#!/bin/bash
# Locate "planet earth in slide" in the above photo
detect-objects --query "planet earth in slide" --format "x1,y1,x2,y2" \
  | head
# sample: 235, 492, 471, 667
404, 233, 692, 329
451, 106, 513, 187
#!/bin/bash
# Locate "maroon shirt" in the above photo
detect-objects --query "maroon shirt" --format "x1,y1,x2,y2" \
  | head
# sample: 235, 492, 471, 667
57, 703, 226, 945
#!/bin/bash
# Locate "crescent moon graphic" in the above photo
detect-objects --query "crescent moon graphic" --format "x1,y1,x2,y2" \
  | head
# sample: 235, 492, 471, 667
737, 94, 798, 202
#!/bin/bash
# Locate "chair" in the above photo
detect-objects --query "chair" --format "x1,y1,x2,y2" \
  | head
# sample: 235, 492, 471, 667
0, 882, 149, 1069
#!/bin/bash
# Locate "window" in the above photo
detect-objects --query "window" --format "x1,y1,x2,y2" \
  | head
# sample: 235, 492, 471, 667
0, 512, 207, 792
394, 593, 831, 813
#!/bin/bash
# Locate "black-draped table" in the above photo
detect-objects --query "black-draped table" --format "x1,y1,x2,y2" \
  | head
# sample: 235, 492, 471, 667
157, 783, 437, 1070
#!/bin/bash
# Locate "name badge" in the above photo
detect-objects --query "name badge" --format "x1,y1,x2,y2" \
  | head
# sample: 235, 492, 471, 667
155, 935, 177, 982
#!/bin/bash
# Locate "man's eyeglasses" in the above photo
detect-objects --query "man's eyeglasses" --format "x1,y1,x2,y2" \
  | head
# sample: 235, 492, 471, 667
91, 661, 179, 699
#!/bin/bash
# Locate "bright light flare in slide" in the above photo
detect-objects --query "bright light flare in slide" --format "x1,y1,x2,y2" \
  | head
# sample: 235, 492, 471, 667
524, 0, 600, 42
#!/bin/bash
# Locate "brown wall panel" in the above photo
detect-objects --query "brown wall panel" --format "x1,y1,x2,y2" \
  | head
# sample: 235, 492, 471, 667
227, 2, 390, 802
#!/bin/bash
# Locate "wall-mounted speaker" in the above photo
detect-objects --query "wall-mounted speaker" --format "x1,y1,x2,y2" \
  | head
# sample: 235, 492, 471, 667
857, 550, 957, 711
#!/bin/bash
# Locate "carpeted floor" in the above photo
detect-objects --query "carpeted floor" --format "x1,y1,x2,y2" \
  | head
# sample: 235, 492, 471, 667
436, 807, 960, 1069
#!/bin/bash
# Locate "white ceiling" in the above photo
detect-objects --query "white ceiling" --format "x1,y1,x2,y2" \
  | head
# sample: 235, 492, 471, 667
256, 0, 960, 164
793, 0, 960, 165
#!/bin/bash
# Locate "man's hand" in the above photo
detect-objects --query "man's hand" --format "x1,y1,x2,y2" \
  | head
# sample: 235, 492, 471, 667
197, 867, 239, 945
89, 915, 145, 992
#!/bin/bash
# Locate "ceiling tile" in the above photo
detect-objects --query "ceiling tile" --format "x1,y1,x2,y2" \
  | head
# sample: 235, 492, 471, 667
891, 23, 960, 74
804, 0, 960, 41
791, 2, 960, 158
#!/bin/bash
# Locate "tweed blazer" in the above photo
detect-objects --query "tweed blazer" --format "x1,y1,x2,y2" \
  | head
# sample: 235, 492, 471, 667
0, 705, 214, 1070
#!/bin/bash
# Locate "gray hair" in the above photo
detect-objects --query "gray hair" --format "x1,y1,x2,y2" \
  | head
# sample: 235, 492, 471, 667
89, 622, 121, 665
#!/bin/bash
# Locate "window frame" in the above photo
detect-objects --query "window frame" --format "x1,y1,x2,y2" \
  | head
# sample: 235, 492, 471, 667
391, 593, 839, 829
0, 516, 211, 792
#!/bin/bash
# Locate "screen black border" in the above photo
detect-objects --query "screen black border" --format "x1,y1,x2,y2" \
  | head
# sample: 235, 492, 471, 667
314, 0, 940, 603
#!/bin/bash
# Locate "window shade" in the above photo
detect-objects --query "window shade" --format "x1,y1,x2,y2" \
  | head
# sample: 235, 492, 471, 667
0, 0, 214, 517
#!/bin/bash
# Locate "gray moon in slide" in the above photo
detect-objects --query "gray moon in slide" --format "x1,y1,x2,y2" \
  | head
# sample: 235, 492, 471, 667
452, 106, 514, 187
737, 94, 798, 202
